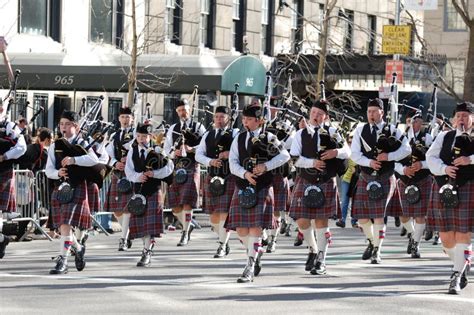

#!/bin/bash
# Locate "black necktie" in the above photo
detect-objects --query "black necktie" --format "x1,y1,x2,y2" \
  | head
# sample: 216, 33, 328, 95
140, 149, 146, 166
247, 131, 254, 150
216, 128, 223, 139
313, 127, 320, 150
371, 125, 378, 141
120, 129, 126, 142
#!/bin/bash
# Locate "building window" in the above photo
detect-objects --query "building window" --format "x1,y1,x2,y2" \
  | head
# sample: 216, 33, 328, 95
18, 0, 61, 42
200, 0, 215, 48
108, 97, 123, 123
232, 0, 245, 52
11, 92, 28, 122
165, 0, 182, 44
444, 0, 468, 31
291, 0, 303, 53
163, 94, 180, 125
339, 9, 354, 51
32, 93, 48, 133
90, 0, 124, 47
388, 19, 395, 25
368, 15, 376, 55
261, 0, 274, 55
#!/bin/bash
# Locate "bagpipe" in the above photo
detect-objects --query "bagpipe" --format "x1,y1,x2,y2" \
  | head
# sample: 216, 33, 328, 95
0, 69, 21, 156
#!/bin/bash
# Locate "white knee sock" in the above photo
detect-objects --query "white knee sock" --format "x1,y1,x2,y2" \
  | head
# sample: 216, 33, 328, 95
174, 211, 184, 226
60, 235, 73, 258
247, 236, 261, 258
315, 228, 331, 263
121, 213, 131, 240
239, 235, 248, 249
270, 218, 281, 237
0, 215, 4, 242
301, 227, 317, 253
453, 243, 472, 273
218, 220, 230, 245
183, 210, 192, 232
413, 223, 426, 243
402, 218, 415, 234
443, 246, 455, 262
143, 235, 154, 250
211, 222, 220, 237
373, 223, 386, 249
71, 233, 82, 251
359, 221, 374, 243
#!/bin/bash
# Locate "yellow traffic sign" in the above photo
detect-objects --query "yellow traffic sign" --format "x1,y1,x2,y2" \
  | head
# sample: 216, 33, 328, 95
382, 25, 412, 55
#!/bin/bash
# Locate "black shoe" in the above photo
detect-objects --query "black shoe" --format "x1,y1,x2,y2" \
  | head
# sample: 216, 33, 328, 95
433, 233, 441, 245
237, 257, 255, 283
400, 227, 407, 237
305, 252, 317, 271
74, 246, 86, 271
394, 217, 401, 227
177, 231, 188, 246
460, 265, 470, 290
424, 230, 433, 241
254, 251, 263, 276
411, 242, 421, 258
310, 261, 327, 275
280, 220, 287, 235
137, 249, 152, 267
0, 236, 11, 259
187, 224, 195, 241
261, 237, 269, 247
118, 238, 127, 251
335, 220, 346, 228
266, 237, 276, 253
371, 246, 381, 264
105, 228, 115, 234
127, 239, 132, 249
294, 233, 303, 247
49, 256, 68, 274
448, 272, 461, 294
362, 240, 374, 260
213, 242, 226, 258
407, 235, 414, 254
225, 243, 231, 256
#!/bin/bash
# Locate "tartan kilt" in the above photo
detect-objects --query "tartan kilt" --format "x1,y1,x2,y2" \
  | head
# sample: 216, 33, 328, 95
351, 172, 396, 219
50, 181, 91, 229
167, 162, 200, 208
0, 169, 16, 212
226, 186, 275, 230
203, 174, 235, 214
427, 180, 474, 233
398, 176, 432, 218
272, 174, 290, 212
129, 189, 164, 239
289, 177, 338, 220
105, 172, 132, 213
87, 183, 100, 213
386, 182, 403, 217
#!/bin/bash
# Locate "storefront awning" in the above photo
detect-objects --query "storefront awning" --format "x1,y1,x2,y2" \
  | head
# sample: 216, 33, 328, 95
0, 53, 267, 96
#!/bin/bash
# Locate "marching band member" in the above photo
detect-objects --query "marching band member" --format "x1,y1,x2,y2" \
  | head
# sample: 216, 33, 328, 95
195, 105, 239, 258
105, 107, 135, 251
228, 103, 290, 283
395, 111, 433, 258
125, 123, 174, 267
45, 111, 99, 274
426, 102, 473, 294
289, 99, 350, 275
0, 102, 27, 259
350, 98, 410, 264
163, 99, 206, 247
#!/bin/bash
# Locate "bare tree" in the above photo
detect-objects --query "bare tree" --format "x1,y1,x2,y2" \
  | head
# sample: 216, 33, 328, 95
127, 0, 138, 108
317, 0, 338, 95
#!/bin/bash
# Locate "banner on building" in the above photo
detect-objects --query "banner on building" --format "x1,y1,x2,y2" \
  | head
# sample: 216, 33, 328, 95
382, 25, 412, 55
404, 0, 438, 11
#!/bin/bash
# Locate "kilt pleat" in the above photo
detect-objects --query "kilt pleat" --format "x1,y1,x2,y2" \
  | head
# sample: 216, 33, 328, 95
87, 183, 100, 213
289, 177, 338, 220
167, 162, 200, 208
272, 174, 290, 212
50, 181, 91, 229
427, 180, 474, 233
129, 189, 164, 239
226, 186, 275, 230
0, 169, 16, 213
203, 175, 235, 214
351, 172, 396, 219
398, 176, 432, 218
386, 183, 403, 217
105, 172, 133, 213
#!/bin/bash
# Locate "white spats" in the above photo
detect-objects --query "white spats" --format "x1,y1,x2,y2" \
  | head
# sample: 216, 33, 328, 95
301, 227, 317, 253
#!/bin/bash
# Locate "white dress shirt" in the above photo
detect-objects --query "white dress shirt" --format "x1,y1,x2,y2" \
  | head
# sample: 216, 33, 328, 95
163, 119, 207, 159
124, 144, 174, 183
350, 121, 411, 167
229, 127, 291, 179
105, 128, 134, 166
395, 129, 433, 175
195, 128, 240, 167
426, 129, 474, 176
290, 124, 350, 169
45, 135, 99, 180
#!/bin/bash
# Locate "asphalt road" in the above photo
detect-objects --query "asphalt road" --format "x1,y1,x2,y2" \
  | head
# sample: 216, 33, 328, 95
0, 219, 472, 314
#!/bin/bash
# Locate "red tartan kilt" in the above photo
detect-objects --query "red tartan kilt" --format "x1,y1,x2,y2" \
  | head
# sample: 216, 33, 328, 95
386, 183, 403, 217
87, 183, 100, 213
129, 189, 164, 239
105, 173, 132, 213
49, 181, 91, 229
167, 163, 200, 208
203, 174, 235, 214
351, 172, 396, 219
226, 186, 275, 230
0, 169, 16, 212
289, 177, 338, 220
272, 174, 290, 212
398, 176, 432, 218
427, 180, 474, 233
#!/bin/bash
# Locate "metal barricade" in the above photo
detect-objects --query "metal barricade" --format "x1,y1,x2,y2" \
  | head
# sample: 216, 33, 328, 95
90, 174, 113, 236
